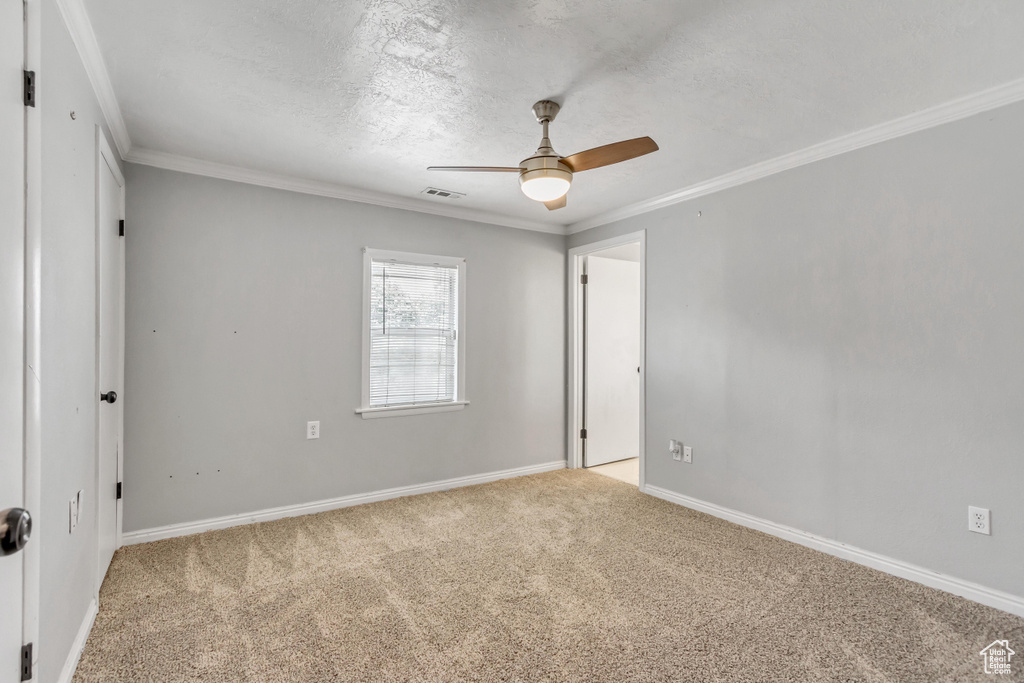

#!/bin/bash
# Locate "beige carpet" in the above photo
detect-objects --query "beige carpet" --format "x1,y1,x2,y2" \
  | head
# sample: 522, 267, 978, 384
75, 470, 1023, 682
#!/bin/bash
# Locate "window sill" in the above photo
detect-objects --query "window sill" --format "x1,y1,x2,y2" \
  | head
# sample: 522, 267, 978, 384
355, 401, 469, 419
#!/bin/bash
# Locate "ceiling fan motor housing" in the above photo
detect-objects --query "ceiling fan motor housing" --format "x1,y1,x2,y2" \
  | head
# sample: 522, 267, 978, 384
519, 155, 572, 182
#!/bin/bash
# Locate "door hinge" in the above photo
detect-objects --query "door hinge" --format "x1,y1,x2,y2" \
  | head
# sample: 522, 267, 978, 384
21, 643, 32, 681
116, 482, 122, 500
23, 71, 35, 107
118, 219, 124, 237
580, 274, 588, 285
580, 428, 587, 439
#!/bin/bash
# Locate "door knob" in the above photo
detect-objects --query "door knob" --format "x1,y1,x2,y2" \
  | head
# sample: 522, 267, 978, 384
100, 391, 117, 404
0, 508, 32, 556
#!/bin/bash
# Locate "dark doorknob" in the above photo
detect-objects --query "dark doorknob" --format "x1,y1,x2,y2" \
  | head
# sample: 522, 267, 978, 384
0, 508, 32, 556
100, 391, 117, 404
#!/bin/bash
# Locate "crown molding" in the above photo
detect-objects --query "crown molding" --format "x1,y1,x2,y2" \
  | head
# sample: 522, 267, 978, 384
124, 148, 564, 235
54, 0, 132, 158
51, 0, 1024, 238
568, 77, 1024, 234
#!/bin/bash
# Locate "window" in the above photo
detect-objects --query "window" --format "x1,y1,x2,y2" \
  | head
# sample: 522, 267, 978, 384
357, 249, 467, 418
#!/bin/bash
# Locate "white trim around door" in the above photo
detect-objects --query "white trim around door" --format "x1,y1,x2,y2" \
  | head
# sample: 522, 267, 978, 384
567, 230, 647, 491
23, 0, 44, 670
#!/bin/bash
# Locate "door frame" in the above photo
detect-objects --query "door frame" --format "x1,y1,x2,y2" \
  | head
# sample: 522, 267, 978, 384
94, 127, 125, 592
23, 0, 43, 669
567, 230, 647, 491
2, 0, 29, 674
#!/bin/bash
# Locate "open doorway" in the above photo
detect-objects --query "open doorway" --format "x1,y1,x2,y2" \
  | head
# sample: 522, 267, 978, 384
568, 231, 645, 489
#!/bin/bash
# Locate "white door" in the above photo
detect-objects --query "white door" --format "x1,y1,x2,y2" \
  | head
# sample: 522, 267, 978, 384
1, 0, 27, 677
584, 255, 641, 467
96, 135, 123, 588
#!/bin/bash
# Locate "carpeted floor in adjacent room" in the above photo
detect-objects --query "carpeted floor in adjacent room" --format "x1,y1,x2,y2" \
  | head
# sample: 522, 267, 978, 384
74, 469, 1024, 682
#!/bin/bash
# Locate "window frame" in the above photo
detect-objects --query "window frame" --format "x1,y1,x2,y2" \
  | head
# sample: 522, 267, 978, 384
356, 248, 468, 419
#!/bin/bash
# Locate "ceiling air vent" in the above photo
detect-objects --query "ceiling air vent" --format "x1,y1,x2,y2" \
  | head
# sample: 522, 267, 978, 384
421, 187, 466, 200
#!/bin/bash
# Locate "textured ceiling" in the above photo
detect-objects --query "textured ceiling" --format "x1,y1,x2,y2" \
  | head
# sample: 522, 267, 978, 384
84, 0, 1024, 227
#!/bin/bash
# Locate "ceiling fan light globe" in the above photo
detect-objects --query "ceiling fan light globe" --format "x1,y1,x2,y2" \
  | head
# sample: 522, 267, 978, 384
519, 168, 572, 202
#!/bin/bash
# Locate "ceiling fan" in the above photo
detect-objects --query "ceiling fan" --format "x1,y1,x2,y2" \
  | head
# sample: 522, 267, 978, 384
428, 100, 658, 211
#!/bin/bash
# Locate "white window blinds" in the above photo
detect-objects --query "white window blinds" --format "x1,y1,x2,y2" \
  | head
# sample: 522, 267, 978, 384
369, 259, 459, 407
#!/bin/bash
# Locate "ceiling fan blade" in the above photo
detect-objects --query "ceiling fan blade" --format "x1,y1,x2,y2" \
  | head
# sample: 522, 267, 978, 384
560, 137, 659, 172
427, 166, 521, 172
544, 195, 567, 211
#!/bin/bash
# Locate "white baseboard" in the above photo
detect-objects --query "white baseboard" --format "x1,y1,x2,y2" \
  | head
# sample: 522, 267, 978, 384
122, 460, 567, 545
645, 485, 1024, 619
56, 597, 98, 683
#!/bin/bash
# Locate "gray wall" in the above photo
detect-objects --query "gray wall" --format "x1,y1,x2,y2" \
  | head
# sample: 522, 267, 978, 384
123, 165, 566, 532
570, 101, 1024, 598
39, 0, 126, 680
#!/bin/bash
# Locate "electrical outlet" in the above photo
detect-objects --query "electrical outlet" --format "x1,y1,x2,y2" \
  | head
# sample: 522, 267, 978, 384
669, 439, 681, 461
69, 495, 78, 533
683, 446, 692, 463
307, 421, 319, 440
968, 506, 990, 535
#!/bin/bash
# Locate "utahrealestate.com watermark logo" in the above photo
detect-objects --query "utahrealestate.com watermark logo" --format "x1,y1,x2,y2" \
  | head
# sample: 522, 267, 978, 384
980, 640, 1014, 675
